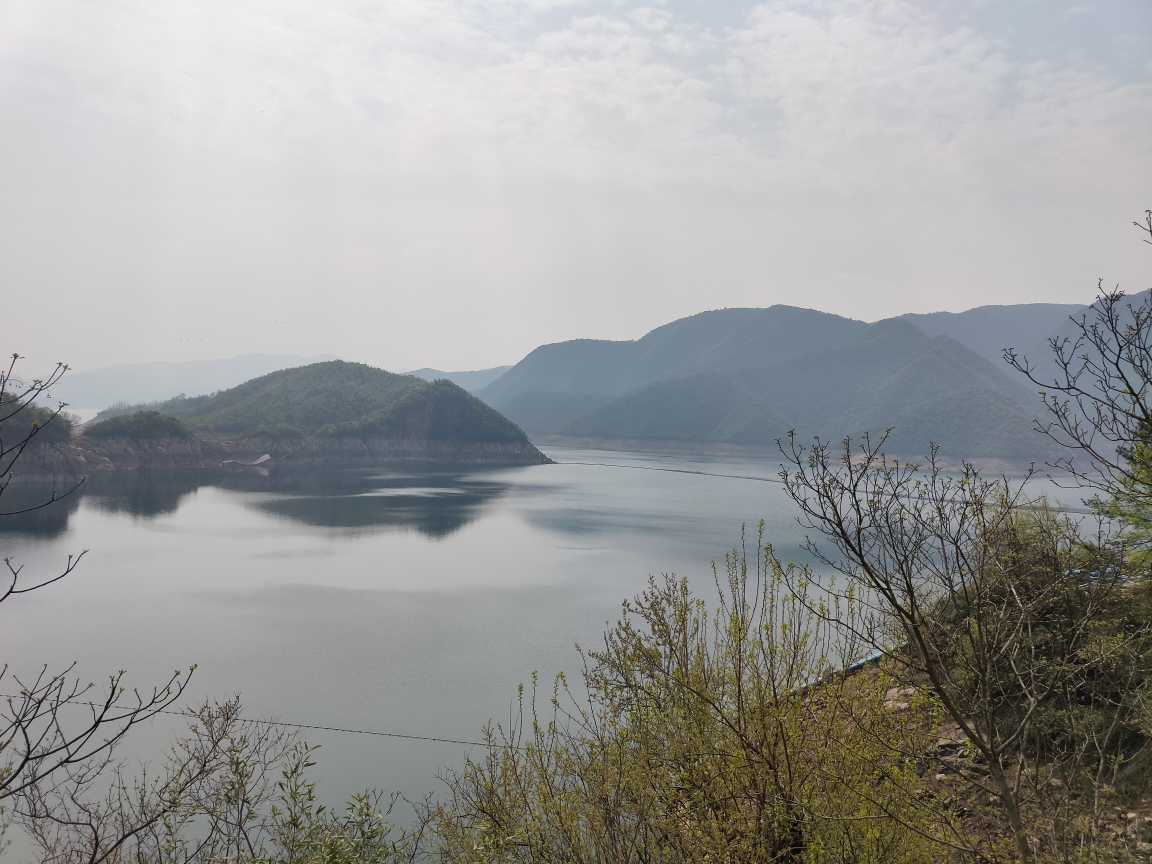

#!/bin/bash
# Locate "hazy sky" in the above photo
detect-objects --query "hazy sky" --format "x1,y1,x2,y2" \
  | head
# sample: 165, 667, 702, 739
3, 0, 1150, 375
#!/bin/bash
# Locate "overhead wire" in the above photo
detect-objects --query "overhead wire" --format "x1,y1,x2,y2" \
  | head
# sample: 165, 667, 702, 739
0, 694, 495, 748
552, 459, 1096, 513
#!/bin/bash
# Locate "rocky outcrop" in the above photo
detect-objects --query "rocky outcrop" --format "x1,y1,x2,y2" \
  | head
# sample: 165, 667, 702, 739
12, 433, 552, 482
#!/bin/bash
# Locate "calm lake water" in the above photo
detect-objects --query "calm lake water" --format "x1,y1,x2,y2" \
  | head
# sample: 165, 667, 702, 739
0, 446, 1075, 825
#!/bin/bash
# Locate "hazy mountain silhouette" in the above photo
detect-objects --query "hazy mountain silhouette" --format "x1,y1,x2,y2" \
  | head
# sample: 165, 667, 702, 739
480, 307, 867, 406
898, 303, 1085, 367
479, 305, 1076, 464
404, 366, 512, 393
478, 307, 869, 434
1005, 289, 1152, 390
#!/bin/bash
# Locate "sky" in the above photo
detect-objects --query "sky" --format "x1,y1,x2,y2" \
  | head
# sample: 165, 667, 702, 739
2, 0, 1150, 375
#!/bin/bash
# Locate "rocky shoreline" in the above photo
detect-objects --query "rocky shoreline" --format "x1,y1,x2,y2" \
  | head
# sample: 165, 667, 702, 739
13, 433, 553, 482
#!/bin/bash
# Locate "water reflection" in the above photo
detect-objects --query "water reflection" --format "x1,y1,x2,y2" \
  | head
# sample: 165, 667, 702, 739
87, 470, 205, 518
0, 483, 84, 538
241, 467, 512, 537
0, 466, 516, 539
0, 448, 815, 817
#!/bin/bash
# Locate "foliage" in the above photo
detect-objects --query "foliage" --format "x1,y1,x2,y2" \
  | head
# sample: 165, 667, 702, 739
322, 379, 530, 442
429, 528, 960, 863
780, 433, 1152, 862
93, 395, 209, 422
84, 410, 190, 440
18, 699, 424, 864
10, 403, 76, 444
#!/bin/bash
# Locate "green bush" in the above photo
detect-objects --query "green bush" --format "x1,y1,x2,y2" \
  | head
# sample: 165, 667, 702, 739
13, 404, 76, 443
84, 410, 189, 440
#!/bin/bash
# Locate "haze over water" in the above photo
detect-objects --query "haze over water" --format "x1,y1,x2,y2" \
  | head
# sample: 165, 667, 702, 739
1, 447, 1076, 814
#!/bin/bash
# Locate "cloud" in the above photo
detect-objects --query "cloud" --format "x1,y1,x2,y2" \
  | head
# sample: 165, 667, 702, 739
0, 0, 1148, 374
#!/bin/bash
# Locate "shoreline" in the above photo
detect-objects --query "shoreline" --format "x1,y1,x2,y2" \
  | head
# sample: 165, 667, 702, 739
537, 435, 1045, 477
11, 433, 553, 482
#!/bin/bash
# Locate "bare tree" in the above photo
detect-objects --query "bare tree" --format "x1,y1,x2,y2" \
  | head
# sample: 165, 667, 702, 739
1004, 211, 1152, 496
16, 699, 251, 864
2, 352, 86, 595
21, 699, 424, 864
779, 434, 1151, 864
0, 353, 200, 856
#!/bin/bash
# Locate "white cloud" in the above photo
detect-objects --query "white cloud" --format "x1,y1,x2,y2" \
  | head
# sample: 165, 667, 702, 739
0, 0, 1148, 373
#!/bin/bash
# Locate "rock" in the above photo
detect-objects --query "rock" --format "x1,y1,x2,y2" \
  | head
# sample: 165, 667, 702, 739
883, 686, 916, 712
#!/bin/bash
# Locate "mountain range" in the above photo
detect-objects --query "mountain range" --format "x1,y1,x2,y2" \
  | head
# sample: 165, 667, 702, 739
53, 298, 1109, 468
404, 366, 512, 393
475, 302, 1091, 466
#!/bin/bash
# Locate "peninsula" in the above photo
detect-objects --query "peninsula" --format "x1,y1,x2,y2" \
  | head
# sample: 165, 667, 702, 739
20, 361, 551, 481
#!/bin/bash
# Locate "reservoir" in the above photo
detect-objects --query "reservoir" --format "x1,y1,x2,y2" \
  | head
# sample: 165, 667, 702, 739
0, 446, 1060, 813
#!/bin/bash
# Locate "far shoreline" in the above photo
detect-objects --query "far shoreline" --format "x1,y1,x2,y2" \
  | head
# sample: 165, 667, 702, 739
12, 433, 554, 483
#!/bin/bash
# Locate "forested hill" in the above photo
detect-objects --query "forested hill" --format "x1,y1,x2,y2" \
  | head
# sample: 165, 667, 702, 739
479, 306, 869, 405
560, 320, 1053, 463
152, 361, 533, 444
477, 303, 1088, 466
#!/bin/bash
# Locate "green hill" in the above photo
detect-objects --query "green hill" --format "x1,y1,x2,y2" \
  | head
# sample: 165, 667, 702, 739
158, 360, 531, 443
553, 319, 1059, 464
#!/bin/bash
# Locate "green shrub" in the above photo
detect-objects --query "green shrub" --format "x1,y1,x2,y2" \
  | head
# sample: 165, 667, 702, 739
85, 410, 189, 440
3, 403, 75, 444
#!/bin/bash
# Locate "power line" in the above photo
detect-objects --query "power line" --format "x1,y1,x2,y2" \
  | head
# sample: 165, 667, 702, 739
160, 710, 494, 748
2, 695, 495, 749
553, 459, 1096, 513
555, 460, 784, 484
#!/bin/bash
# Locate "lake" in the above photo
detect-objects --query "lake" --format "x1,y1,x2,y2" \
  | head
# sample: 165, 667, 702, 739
0, 446, 1074, 823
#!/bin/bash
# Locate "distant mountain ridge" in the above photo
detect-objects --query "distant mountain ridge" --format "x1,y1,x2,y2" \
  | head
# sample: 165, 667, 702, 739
476, 302, 1090, 466
404, 366, 512, 393
50, 353, 340, 408
897, 303, 1085, 367
479, 307, 868, 405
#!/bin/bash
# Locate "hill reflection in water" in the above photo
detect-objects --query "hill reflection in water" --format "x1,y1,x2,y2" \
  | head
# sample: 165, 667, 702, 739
241, 467, 511, 537
1, 466, 514, 539
0, 483, 85, 538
